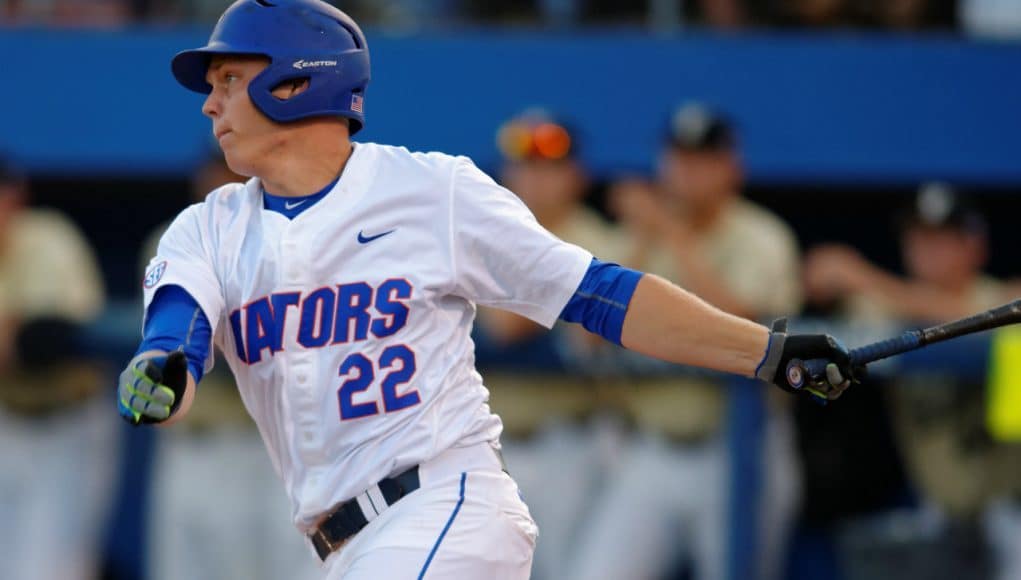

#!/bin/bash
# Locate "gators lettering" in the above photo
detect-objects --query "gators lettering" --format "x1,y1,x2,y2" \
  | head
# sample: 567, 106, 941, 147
229, 278, 412, 364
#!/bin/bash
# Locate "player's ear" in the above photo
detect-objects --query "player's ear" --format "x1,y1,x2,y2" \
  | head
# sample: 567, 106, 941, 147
270, 77, 310, 100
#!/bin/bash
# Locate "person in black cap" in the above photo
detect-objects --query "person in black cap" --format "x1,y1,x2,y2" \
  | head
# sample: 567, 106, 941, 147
805, 182, 1007, 322
570, 103, 803, 580
612, 102, 801, 320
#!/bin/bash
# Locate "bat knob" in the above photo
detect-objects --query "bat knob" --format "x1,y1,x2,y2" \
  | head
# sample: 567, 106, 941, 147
785, 358, 829, 390
785, 359, 806, 390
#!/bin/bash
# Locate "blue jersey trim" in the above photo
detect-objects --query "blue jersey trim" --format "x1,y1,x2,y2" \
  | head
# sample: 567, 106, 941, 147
262, 173, 340, 220
137, 285, 212, 383
418, 472, 467, 579
559, 258, 643, 345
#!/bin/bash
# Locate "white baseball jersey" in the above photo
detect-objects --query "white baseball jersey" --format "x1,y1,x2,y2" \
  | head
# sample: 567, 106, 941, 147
142, 142, 592, 529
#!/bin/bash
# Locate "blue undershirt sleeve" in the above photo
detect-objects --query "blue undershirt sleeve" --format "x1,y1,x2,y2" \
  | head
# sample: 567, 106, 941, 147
136, 285, 212, 383
558, 258, 644, 345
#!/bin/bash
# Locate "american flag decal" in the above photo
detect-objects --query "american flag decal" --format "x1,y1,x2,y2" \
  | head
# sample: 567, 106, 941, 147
351, 94, 364, 113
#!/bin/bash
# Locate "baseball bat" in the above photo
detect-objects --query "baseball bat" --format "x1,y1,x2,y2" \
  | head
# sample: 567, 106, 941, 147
787, 299, 1021, 389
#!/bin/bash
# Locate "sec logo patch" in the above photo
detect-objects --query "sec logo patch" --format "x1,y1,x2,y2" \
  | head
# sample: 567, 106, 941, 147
144, 261, 168, 289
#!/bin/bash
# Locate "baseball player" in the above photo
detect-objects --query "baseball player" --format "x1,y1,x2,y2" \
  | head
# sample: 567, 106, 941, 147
120, 1, 861, 578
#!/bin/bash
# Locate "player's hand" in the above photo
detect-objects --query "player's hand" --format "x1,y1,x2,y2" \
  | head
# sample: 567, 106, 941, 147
803, 244, 874, 302
755, 318, 864, 402
609, 179, 674, 239
117, 350, 188, 425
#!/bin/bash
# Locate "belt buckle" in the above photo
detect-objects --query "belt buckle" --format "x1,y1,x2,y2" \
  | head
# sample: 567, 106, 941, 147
311, 527, 336, 561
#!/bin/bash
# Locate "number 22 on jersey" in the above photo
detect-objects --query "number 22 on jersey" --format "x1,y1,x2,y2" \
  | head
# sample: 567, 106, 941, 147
337, 345, 420, 420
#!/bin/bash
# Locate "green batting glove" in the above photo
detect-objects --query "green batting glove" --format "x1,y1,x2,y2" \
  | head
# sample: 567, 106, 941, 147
117, 351, 188, 425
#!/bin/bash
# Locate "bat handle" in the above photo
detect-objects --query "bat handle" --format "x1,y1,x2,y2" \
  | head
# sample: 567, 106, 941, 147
784, 331, 924, 390
847, 331, 922, 366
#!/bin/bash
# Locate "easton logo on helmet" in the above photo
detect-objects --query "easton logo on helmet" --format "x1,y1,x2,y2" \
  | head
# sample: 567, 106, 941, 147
293, 59, 338, 70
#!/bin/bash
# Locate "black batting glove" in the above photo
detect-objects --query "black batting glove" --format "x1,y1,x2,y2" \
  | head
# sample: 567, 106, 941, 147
755, 318, 863, 402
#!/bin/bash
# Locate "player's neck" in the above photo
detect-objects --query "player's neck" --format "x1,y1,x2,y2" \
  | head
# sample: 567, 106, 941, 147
259, 138, 354, 197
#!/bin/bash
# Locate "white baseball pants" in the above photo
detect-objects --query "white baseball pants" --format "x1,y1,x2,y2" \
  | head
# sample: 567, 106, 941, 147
322, 442, 538, 580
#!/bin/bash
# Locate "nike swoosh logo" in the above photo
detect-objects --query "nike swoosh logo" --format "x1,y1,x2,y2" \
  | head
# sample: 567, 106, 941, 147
284, 200, 308, 210
357, 229, 396, 244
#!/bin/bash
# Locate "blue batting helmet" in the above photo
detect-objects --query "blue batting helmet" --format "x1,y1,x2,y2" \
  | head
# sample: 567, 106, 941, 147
171, 0, 370, 134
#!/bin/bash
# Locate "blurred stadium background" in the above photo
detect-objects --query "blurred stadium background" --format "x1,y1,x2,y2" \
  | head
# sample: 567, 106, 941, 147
1, 1, 1020, 579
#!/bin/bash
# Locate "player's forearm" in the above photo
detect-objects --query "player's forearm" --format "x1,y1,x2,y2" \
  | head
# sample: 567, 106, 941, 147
118, 285, 210, 426
620, 274, 769, 377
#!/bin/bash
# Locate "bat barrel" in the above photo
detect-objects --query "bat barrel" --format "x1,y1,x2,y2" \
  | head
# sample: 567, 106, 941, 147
919, 299, 1021, 344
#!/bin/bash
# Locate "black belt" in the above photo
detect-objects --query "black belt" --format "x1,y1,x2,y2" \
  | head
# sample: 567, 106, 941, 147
309, 466, 421, 561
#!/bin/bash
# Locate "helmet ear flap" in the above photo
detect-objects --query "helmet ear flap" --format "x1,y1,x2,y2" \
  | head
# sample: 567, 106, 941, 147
247, 52, 367, 131
269, 76, 311, 100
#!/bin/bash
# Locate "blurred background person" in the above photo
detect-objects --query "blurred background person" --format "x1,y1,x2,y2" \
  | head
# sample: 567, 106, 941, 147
568, 103, 803, 580
1, 0, 131, 26
139, 150, 323, 580
805, 183, 1010, 323
0, 155, 113, 580
473, 109, 629, 580
804, 184, 1021, 580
